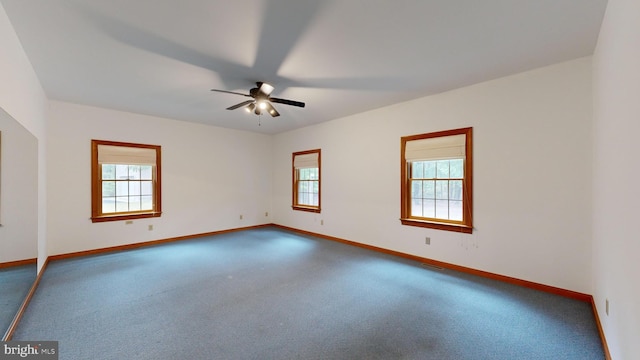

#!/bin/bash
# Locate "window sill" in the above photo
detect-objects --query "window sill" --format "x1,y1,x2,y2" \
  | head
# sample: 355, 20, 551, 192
292, 205, 321, 213
91, 212, 162, 223
400, 218, 472, 234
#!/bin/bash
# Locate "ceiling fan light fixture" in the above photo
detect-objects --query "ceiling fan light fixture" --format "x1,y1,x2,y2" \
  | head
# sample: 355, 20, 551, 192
261, 83, 275, 95
211, 82, 304, 119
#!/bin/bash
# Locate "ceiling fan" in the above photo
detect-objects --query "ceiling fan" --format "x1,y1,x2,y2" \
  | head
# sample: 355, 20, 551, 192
211, 82, 305, 117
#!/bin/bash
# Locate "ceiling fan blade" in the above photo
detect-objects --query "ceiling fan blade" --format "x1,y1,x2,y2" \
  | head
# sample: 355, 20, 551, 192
253, 2, 324, 80
263, 102, 280, 117
269, 97, 305, 108
211, 89, 252, 97
226, 100, 255, 110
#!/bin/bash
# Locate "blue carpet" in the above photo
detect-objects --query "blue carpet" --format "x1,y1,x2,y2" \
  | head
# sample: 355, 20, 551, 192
12, 228, 604, 359
1, 263, 36, 338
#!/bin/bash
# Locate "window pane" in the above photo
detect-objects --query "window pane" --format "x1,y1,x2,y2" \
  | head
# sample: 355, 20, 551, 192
102, 181, 115, 197
435, 199, 449, 219
411, 181, 422, 199
115, 197, 129, 212
450, 200, 463, 221
309, 168, 318, 180
141, 181, 153, 196
140, 166, 152, 180
129, 181, 141, 196
102, 164, 115, 180
424, 180, 435, 199
411, 199, 423, 217
129, 196, 141, 211
435, 180, 448, 200
116, 181, 129, 196
312, 193, 319, 206
116, 164, 129, 179
424, 161, 436, 178
299, 193, 309, 206
423, 199, 436, 218
129, 165, 141, 180
450, 159, 464, 178
102, 198, 116, 213
436, 161, 450, 178
312, 181, 319, 193
298, 181, 307, 193
412, 162, 423, 179
450, 180, 463, 201
141, 196, 153, 210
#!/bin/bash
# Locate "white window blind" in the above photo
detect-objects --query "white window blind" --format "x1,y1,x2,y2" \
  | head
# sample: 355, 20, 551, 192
405, 134, 466, 161
97, 145, 156, 165
293, 153, 319, 169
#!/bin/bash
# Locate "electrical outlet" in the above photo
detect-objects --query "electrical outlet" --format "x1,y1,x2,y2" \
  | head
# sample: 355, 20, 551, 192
240, 214, 243, 220
425, 237, 431, 245
125, 220, 133, 225
265, 212, 269, 217
606, 299, 609, 316
321, 220, 324, 225
148, 224, 153, 231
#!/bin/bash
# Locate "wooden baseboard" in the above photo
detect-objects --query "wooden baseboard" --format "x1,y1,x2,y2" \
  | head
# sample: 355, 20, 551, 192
0, 258, 37, 269
29, 223, 610, 356
49, 224, 272, 261
274, 224, 616, 356
273, 224, 592, 302
2, 257, 50, 341
4, 224, 270, 339
591, 297, 612, 360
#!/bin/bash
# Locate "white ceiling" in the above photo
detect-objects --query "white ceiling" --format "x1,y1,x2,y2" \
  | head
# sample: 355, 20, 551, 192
2, 0, 607, 134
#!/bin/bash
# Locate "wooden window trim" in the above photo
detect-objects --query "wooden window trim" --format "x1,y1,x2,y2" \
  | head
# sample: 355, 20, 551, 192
400, 127, 473, 233
91, 140, 162, 223
292, 149, 321, 213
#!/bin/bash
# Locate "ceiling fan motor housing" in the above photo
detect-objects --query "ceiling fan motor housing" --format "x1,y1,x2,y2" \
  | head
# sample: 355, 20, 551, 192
211, 81, 304, 118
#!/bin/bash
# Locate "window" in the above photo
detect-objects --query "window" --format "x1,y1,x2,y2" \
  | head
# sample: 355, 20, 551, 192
91, 140, 161, 222
400, 127, 472, 233
292, 149, 321, 213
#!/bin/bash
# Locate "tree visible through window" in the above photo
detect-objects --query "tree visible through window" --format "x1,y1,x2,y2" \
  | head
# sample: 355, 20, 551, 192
100, 164, 154, 213
401, 128, 472, 233
410, 159, 464, 221
91, 140, 161, 222
292, 149, 321, 213
297, 167, 319, 207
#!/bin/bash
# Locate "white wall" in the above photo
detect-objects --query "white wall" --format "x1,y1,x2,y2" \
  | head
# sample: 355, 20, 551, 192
592, 0, 640, 358
273, 57, 593, 294
0, 108, 38, 262
46, 101, 272, 256
0, 4, 46, 139
0, 3, 48, 270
